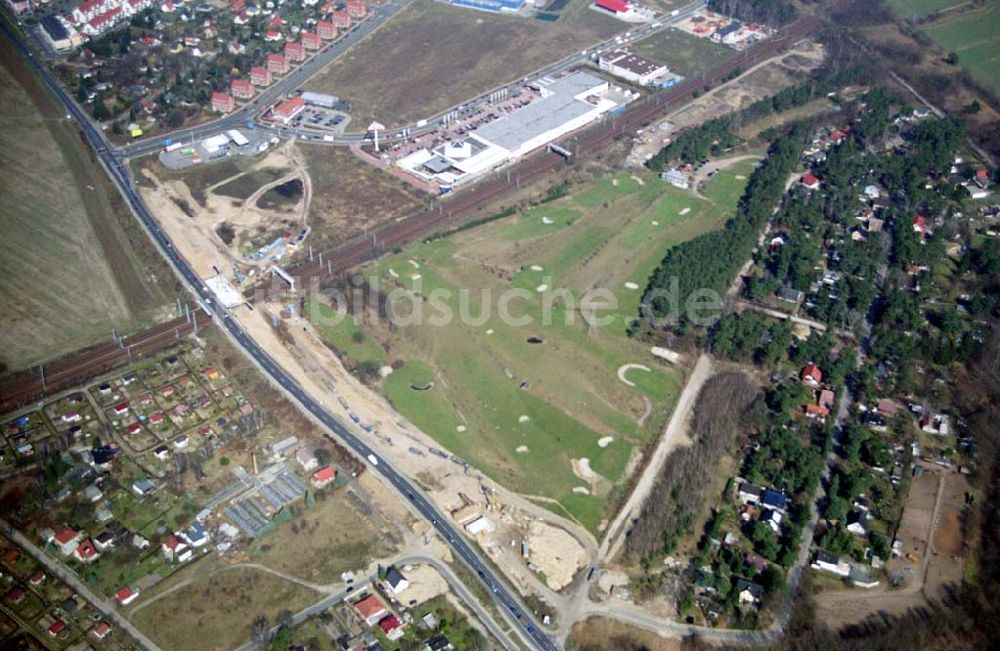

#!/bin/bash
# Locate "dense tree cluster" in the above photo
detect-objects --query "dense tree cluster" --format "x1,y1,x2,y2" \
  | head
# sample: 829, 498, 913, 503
624, 373, 762, 563
707, 0, 797, 26
638, 126, 806, 330
646, 117, 739, 171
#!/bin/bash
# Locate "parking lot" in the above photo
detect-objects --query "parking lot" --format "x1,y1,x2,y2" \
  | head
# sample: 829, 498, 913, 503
290, 105, 352, 134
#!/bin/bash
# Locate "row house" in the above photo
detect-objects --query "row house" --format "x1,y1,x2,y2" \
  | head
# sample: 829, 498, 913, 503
285, 41, 305, 62
211, 91, 235, 113
250, 66, 272, 87
316, 20, 336, 40
231, 78, 254, 99
301, 31, 322, 49
346, 0, 365, 18
266, 52, 289, 76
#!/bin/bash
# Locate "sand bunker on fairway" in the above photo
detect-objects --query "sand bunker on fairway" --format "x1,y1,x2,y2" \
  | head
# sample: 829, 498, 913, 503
541, 217, 554, 225
651, 220, 659, 226
572, 457, 599, 482
573, 486, 590, 495
379, 366, 393, 378
485, 328, 494, 335
617, 363, 651, 387
630, 175, 645, 186
456, 425, 466, 433
530, 265, 543, 271
408, 259, 420, 268
516, 445, 529, 453
650, 347, 681, 364
624, 281, 639, 290
612, 178, 619, 186
411, 273, 422, 280
536, 284, 549, 293
388, 268, 399, 278
735, 175, 747, 180
679, 207, 691, 215
518, 415, 530, 424
598, 436, 614, 448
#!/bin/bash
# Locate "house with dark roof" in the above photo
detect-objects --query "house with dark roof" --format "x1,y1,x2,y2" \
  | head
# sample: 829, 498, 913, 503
846, 509, 870, 536
735, 579, 764, 606
385, 566, 409, 595
761, 489, 788, 511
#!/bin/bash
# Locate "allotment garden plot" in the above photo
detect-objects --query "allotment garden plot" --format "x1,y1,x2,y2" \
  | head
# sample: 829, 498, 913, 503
309, 162, 754, 531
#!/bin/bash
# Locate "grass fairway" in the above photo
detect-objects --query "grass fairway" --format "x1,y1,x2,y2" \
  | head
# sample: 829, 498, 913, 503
133, 567, 318, 651
311, 164, 753, 531
308, 0, 624, 129
631, 27, 734, 77
0, 44, 168, 371
924, 2, 1000, 94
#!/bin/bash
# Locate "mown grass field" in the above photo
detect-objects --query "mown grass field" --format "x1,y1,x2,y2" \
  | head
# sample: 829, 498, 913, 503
631, 27, 734, 77
310, 163, 754, 531
308, 0, 624, 129
888, 0, 965, 20
923, 1, 1000, 94
0, 45, 170, 371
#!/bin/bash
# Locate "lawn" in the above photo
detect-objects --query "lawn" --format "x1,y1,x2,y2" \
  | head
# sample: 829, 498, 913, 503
631, 26, 734, 77
307, 0, 625, 129
887, 0, 965, 20
923, 2, 1000, 94
133, 567, 319, 651
312, 165, 752, 531
0, 45, 168, 371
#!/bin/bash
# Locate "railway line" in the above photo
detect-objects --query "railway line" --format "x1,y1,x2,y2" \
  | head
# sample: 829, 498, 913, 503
0, 311, 212, 412
273, 14, 823, 290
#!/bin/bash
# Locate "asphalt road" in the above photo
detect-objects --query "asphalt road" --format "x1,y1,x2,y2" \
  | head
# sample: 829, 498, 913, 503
0, 13, 555, 651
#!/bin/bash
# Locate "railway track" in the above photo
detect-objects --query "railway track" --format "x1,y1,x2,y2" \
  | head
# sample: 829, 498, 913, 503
267, 14, 822, 293
0, 311, 212, 413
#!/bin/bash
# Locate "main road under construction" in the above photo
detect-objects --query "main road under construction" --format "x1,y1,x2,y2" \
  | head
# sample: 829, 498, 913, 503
0, 7, 823, 649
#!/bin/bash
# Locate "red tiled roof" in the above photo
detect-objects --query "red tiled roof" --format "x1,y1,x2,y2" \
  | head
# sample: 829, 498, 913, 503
378, 613, 402, 634
801, 173, 820, 186
311, 465, 336, 484
354, 594, 385, 619
54, 526, 78, 545
801, 363, 822, 383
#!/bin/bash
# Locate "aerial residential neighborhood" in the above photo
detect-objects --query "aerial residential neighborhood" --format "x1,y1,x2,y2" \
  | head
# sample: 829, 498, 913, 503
1, 0, 999, 650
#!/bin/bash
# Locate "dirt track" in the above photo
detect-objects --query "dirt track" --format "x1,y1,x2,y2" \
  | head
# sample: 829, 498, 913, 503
600, 354, 713, 563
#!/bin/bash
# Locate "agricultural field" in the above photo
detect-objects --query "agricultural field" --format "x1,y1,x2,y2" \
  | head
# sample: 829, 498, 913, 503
923, 1, 1000, 94
131, 567, 319, 651
309, 163, 755, 531
887, 0, 965, 20
631, 26, 734, 77
0, 46, 172, 372
307, 0, 625, 129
